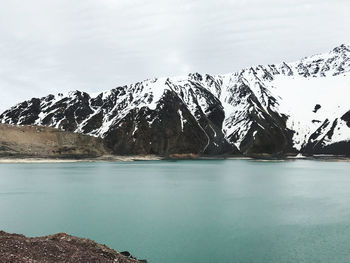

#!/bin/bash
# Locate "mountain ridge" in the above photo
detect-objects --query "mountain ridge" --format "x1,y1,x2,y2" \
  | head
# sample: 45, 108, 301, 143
1, 44, 350, 156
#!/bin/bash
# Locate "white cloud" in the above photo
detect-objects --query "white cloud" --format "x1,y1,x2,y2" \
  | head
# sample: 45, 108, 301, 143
0, 0, 349, 111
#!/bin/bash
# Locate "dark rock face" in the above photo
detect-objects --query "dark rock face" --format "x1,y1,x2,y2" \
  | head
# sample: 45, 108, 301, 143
104, 92, 207, 155
313, 104, 321, 113
229, 83, 295, 156
103, 90, 235, 155
1, 44, 350, 157
0, 231, 144, 263
220, 75, 296, 156
239, 115, 295, 157
302, 117, 350, 156
312, 141, 350, 156
341, 111, 350, 128
1, 98, 41, 125
302, 119, 331, 155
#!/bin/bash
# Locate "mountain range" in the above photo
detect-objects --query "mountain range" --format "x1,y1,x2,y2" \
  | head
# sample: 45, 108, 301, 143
1, 44, 350, 157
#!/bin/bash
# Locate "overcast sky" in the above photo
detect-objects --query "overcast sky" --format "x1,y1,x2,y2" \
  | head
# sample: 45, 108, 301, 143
0, 0, 349, 112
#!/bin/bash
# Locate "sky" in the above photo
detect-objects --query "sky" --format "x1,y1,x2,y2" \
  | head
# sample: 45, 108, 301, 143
0, 0, 349, 112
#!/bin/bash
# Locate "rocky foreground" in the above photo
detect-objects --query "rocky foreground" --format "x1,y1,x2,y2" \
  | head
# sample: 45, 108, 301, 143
0, 231, 146, 263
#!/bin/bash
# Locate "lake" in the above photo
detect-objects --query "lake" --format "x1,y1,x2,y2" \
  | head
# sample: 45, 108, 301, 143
1, 159, 350, 263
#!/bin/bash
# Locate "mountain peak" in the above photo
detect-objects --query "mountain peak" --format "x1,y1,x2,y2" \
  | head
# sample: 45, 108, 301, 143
332, 44, 350, 54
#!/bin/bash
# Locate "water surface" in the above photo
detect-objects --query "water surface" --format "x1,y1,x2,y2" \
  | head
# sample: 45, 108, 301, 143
1, 160, 350, 263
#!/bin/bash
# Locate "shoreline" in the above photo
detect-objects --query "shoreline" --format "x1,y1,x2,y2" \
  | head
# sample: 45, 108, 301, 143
0, 155, 164, 163
1, 154, 350, 163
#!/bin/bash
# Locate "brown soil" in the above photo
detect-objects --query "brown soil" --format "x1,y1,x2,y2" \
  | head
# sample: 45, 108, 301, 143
0, 124, 109, 158
168, 153, 199, 159
0, 231, 146, 263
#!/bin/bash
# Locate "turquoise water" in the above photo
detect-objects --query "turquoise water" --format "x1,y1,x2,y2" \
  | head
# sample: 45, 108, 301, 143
1, 160, 350, 262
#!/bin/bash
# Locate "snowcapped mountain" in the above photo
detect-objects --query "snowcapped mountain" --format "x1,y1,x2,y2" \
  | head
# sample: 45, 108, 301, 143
1, 44, 350, 156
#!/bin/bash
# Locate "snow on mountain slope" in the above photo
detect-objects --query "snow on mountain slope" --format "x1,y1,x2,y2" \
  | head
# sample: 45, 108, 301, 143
214, 43, 350, 153
1, 44, 350, 156
271, 73, 350, 149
